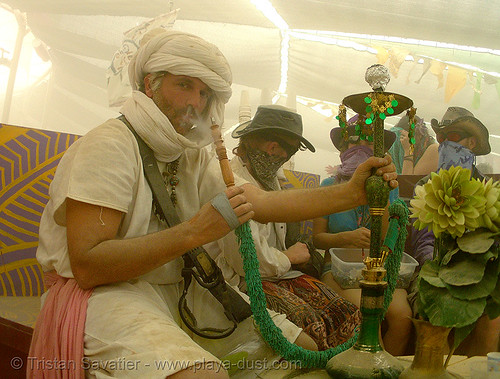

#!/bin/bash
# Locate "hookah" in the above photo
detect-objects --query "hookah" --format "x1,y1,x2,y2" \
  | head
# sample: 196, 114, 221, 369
210, 64, 413, 377
324, 65, 413, 378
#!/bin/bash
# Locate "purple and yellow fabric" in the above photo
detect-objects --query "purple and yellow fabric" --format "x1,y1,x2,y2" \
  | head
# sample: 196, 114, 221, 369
281, 169, 320, 236
0, 124, 79, 296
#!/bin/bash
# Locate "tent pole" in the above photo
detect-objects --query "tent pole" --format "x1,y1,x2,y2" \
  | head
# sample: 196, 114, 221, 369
2, 9, 28, 124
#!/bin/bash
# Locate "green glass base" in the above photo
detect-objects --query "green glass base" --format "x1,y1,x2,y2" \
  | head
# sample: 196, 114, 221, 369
325, 347, 404, 379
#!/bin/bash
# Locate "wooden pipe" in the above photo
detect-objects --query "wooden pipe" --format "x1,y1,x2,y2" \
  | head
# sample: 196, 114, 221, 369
210, 117, 235, 188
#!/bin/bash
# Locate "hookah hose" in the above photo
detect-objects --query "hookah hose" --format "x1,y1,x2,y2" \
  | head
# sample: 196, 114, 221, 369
382, 199, 409, 317
235, 199, 409, 368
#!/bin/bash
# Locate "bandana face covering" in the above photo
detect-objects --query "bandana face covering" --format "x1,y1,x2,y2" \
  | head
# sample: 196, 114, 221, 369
337, 145, 373, 179
438, 140, 474, 172
246, 148, 287, 191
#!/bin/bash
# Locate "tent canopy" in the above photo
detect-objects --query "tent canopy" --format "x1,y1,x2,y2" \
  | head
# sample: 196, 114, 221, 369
1, 0, 500, 176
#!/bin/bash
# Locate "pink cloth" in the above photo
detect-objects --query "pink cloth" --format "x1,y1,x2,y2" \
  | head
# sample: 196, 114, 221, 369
27, 271, 93, 378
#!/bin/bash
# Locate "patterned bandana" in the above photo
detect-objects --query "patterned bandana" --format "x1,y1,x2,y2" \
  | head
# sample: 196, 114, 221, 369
246, 148, 287, 191
337, 145, 373, 180
437, 140, 474, 172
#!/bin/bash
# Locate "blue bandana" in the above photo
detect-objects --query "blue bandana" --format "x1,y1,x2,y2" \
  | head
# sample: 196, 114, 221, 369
437, 140, 474, 172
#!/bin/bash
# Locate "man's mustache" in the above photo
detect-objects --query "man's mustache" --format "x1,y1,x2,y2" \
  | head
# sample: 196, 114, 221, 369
185, 105, 200, 120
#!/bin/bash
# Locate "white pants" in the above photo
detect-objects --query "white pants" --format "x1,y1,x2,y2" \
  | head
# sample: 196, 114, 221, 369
83, 279, 301, 378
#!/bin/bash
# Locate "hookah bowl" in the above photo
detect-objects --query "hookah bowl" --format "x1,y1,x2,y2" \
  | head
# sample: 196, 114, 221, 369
326, 65, 413, 378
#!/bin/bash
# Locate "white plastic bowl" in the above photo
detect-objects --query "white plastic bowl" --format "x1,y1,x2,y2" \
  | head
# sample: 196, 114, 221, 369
328, 248, 418, 289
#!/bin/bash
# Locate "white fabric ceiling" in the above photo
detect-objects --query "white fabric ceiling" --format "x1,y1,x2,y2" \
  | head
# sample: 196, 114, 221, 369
1, 0, 500, 176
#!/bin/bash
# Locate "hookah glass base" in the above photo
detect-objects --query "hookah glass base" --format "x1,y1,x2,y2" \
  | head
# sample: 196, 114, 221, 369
326, 347, 404, 379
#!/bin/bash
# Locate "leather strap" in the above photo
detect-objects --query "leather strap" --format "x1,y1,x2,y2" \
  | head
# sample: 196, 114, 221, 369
118, 116, 180, 227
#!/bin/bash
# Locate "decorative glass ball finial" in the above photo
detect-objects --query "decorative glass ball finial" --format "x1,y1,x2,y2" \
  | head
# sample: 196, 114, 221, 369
365, 64, 390, 91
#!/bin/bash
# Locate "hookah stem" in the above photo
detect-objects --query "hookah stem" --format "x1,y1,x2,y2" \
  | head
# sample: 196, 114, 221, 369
369, 115, 385, 259
210, 118, 235, 188
354, 114, 388, 353
372, 114, 385, 158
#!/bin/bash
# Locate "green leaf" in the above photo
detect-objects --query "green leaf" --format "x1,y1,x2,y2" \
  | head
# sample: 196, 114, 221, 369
457, 229, 495, 253
419, 261, 446, 288
416, 291, 428, 320
419, 280, 486, 328
485, 297, 500, 319
439, 258, 486, 286
452, 323, 476, 350
441, 247, 460, 265
490, 276, 500, 303
444, 259, 499, 300
474, 251, 496, 265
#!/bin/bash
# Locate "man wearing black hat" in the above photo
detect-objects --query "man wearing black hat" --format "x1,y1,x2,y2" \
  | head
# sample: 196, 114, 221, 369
209, 104, 362, 350
407, 106, 499, 356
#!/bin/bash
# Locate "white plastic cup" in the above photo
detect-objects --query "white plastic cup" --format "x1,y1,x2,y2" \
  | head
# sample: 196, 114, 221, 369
488, 352, 500, 372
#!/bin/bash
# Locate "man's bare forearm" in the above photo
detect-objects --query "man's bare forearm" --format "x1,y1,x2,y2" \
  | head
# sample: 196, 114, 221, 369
244, 181, 359, 224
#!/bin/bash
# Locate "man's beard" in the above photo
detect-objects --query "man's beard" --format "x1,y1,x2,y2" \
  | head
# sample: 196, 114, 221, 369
151, 90, 212, 146
152, 91, 198, 136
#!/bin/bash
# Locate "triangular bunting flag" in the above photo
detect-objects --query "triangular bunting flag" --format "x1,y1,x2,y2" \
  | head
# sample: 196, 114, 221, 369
430, 60, 446, 89
388, 47, 409, 78
415, 58, 431, 84
471, 72, 483, 109
445, 65, 467, 102
375, 47, 389, 64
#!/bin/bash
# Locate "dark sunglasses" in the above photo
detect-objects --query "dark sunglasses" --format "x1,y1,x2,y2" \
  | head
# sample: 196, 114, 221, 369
436, 130, 471, 144
272, 136, 305, 158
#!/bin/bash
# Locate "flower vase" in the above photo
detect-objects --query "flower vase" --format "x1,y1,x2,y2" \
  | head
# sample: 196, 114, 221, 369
399, 319, 462, 379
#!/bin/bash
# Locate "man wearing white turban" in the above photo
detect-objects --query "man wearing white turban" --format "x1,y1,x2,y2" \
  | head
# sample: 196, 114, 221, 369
29, 30, 398, 378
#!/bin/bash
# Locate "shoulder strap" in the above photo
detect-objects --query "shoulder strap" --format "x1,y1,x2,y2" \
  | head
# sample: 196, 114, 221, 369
118, 115, 180, 227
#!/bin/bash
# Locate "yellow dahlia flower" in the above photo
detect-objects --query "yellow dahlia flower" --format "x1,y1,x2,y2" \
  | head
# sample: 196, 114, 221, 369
410, 166, 487, 238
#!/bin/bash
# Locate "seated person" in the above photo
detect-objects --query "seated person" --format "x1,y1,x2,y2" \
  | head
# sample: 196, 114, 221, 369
389, 114, 439, 175
208, 105, 361, 351
313, 115, 413, 356
406, 106, 500, 356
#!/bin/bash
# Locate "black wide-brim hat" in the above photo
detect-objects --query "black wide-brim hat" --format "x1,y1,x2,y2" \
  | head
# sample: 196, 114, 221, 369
330, 115, 396, 153
231, 104, 315, 152
431, 107, 490, 156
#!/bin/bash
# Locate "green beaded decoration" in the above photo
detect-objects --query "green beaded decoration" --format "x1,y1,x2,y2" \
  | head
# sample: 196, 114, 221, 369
363, 92, 399, 136
336, 105, 348, 142
406, 107, 417, 155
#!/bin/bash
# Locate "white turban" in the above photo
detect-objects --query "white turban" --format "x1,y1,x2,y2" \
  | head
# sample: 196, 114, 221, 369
128, 29, 232, 124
